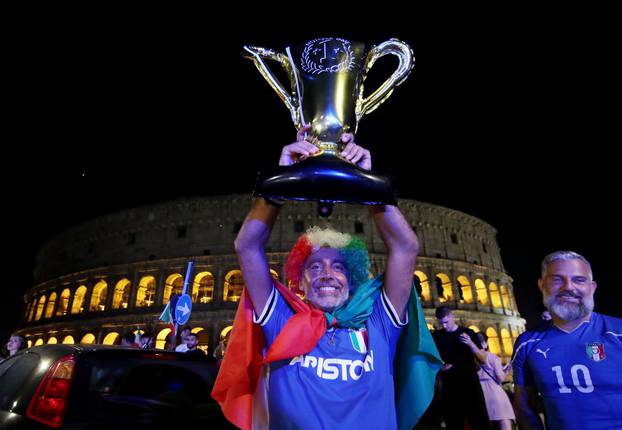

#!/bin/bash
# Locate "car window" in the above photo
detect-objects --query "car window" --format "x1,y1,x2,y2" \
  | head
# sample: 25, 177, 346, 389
0, 352, 40, 410
116, 364, 211, 402
0, 355, 18, 378
83, 356, 213, 404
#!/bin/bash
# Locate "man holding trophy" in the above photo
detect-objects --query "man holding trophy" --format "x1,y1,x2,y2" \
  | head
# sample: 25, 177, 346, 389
212, 37, 441, 430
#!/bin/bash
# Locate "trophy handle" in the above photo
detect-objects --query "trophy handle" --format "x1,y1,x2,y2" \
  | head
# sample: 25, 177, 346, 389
242, 45, 303, 128
357, 39, 415, 120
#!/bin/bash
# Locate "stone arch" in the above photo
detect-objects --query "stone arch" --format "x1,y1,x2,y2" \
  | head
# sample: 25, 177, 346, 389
435, 273, 453, 302
44, 292, 57, 318
71, 285, 87, 314
500, 328, 513, 356
89, 280, 108, 312
47, 337, 58, 344
81, 333, 96, 344
192, 271, 214, 304
474, 279, 488, 306
163, 273, 184, 305
457, 275, 474, 304
485, 327, 501, 355
224, 270, 245, 302
414, 271, 431, 302
468, 325, 480, 332
135, 275, 157, 308
56, 288, 71, 316
220, 325, 233, 339
62, 335, 75, 344
112, 278, 131, 309
156, 328, 173, 350
27, 298, 37, 321
24, 300, 32, 320
103, 332, 119, 345
489, 282, 502, 308
500, 285, 510, 310
34, 338, 44, 346
35, 295, 46, 321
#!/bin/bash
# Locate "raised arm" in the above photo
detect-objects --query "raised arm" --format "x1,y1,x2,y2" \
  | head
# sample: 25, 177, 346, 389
337, 131, 418, 319
235, 125, 318, 311
459, 333, 488, 364
369, 204, 418, 320
234, 198, 280, 312
337, 132, 418, 319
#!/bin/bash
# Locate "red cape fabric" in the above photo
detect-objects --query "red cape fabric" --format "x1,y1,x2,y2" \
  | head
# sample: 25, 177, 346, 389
211, 282, 326, 430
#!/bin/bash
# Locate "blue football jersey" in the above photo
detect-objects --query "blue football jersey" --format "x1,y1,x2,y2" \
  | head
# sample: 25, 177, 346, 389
253, 286, 406, 430
513, 313, 622, 429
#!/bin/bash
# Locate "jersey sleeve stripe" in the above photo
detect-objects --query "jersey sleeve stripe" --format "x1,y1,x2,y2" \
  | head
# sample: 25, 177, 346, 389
381, 289, 408, 328
253, 285, 277, 326
512, 338, 541, 359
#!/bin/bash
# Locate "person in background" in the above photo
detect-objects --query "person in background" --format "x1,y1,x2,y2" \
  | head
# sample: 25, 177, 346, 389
139, 331, 154, 349
432, 305, 490, 430
460, 331, 515, 430
120, 332, 138, 347
213, 331, 231, 366
1, 334, 27, 359
185, 333, 206, 357
175, 325, 192, 352
513, 250, 622, 429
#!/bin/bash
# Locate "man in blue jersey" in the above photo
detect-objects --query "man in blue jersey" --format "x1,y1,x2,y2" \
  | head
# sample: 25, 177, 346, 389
513, 251, 622, 430
230, 126, 429, 429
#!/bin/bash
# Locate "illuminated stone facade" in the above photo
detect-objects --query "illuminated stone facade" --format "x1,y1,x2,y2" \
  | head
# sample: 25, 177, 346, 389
17, 195, 525, 361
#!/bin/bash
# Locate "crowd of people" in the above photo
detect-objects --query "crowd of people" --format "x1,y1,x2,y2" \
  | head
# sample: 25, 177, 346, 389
1, 325, 214, 361
3, 128, 621, 430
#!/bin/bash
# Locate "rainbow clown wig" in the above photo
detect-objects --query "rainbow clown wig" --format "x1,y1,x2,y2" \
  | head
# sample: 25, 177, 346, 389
285, 226, 370, 291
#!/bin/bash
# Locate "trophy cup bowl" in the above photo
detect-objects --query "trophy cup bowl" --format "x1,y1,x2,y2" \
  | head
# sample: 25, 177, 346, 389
243, 37, 414, 208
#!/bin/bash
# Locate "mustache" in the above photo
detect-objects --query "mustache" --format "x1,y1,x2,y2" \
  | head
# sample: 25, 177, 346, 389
311, 277, 343, 289
312, 281, 342, 289
556, 291, 583, 299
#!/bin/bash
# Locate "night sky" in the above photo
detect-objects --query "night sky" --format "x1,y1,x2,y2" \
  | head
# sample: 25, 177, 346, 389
3, 12, 620, 342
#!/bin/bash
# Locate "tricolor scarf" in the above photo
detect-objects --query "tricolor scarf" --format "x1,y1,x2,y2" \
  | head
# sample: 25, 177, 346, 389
211, 275, 442, 430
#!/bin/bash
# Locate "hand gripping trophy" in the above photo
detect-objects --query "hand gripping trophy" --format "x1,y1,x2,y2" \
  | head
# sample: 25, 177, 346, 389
243, 37, 414, 214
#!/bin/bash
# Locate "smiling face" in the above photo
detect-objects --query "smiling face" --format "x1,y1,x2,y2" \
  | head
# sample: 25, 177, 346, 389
538, 258, 597, 323
301, 247, 351, 312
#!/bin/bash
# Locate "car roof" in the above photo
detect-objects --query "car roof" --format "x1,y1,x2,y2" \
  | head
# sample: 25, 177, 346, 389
15, 344, 206, 361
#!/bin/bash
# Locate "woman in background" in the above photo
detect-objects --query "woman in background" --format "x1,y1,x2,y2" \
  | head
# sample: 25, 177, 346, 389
460, 331, 515, 430
1, 334, 27, 360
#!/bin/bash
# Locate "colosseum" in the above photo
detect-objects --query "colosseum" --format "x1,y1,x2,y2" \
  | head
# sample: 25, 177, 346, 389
17, 195, 525, 362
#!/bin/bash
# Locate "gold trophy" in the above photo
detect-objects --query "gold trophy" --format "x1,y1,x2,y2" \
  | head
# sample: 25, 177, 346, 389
243, 37, 414, 210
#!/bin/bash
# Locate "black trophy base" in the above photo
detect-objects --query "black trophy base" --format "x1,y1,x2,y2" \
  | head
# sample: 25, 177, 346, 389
253, 153, 396, 206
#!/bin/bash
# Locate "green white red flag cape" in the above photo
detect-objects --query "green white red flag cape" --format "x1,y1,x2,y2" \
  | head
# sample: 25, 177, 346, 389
211, 275, 442, 430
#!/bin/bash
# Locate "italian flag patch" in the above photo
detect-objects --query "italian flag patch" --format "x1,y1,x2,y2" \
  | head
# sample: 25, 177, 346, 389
349, 328, 368, 353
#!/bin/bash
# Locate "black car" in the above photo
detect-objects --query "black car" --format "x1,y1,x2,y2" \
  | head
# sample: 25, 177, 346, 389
0, 344, 235, 429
